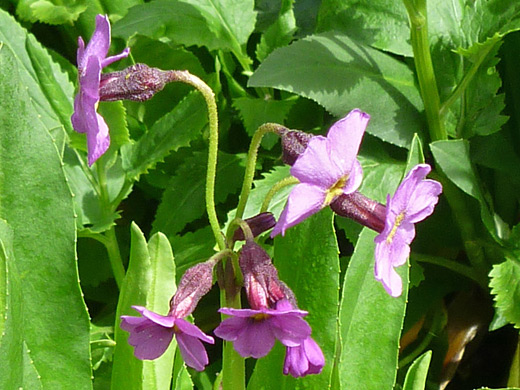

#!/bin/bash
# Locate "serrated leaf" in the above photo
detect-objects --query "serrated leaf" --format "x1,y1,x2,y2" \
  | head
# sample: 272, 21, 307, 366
0, 44, 92, 389
316, 0, 412, 56
249, 32, 424, 148
153, 152, 246, 238
16, 0, 87, 24
431, 140, 497, 240
113, 0, 256, 56
233, 97, 295, 149
337, 228, 408, 389
489, 258, 520, 329
248, 209, 339, 389
111, 223, 176, 390
98, 101, 130, 149
121, 92, 208, 180
402, 351, 432, 390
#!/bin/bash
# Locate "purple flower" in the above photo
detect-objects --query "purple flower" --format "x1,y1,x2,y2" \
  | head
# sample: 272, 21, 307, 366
283, 336, 325, 377
374, 164, 442, 297
71, 14, 129, 166
214, 301, 311, 358
271, 109, 369, 237
120, 306, 214, 371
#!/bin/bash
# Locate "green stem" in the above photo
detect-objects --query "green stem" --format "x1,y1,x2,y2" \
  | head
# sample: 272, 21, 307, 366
260, 176, 299, 213
402, 0, 446, 141
173, 71, 225, 250
104, 226, 125, 289
439, 41, 497, 118
235, 123, 287, 220
412, 253, 486, 288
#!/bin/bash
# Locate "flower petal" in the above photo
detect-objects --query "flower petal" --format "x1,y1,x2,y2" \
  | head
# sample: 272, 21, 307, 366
130, 306, 175, 328
83, 14, 111, 64
271, 314, 311, 347
341, 159, 363, 195
176, 332, 210, 371
232, 321, 276, 358
175, 318, 214, 344
120, 316, 174, 360
406, 179, 443, 223
292, 136, 343, 188
374, 235, 409, 297
327, 109, 369, 175
214, 316, 249, 341
271, 183, 326, 237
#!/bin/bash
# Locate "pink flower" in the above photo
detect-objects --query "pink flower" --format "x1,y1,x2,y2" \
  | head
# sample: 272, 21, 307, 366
374, 164, 442, 297
71, 14, 129, 166
120, 306, 214, 371
271, 109, 369, 236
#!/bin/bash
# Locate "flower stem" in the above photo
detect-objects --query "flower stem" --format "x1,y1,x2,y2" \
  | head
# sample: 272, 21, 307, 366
235, 123, 283, 221
171, 71, 225, 250
402, 0, 446, 142
260, 176, 299, 213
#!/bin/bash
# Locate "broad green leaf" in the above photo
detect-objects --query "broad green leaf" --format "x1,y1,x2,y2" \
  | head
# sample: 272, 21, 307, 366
338, 228, 408, 389
0, 220, 42, 389
431, 140, 497, 240
113, 0, 256, 56
121, 92, 208, 180
16, 0, 87, 24
248, 209, 340, 389
232, 97, 295, 149
402, 351, 432, 390
152, 151, 246, 238
249, 32, 424, 148
111, 223, 176, 390
0, 44, 92, 389
317, 0, 412, 56
0, 10, 75, 142
99, 101, 130, 149
406, 134, 425, 171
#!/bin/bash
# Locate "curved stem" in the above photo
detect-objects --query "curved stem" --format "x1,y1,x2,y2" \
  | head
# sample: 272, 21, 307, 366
402, 0, 446, 142
235, 123, 284, 221
171, 71, 225, 250
260, 176, 299, 213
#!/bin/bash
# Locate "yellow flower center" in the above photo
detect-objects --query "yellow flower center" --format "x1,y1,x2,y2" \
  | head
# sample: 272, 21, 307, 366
324, 176, 348, 206
251, 313, 271, 322
386, 212, 405, 244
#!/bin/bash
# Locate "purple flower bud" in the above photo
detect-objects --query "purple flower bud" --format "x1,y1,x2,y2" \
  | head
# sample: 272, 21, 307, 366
232, 212, 276, 242
170, 260, 216, 318
330, 191, 387, 233
239, 241, 286, 309
99, 63, 177, 102
277, 128, 314, 166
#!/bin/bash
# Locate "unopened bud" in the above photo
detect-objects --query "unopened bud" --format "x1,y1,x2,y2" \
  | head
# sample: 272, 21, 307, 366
239, 241, 286, 309
170, 259, 216, 318
276, 128, 313, 166
233, 212, 276, 242
99, 63, 177, 102
330, 191, 386, 233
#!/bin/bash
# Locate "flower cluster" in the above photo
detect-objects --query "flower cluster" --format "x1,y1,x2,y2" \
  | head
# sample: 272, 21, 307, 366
274, 110, 442, 297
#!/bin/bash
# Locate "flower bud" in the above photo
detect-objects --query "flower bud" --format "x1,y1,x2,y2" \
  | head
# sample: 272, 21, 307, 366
276, 128, 313, 166
239, 241, 286, 309
99, 63, 177, 102
330, 191, 386, 233
233, 212, 276, 242
170, 259, 216, 318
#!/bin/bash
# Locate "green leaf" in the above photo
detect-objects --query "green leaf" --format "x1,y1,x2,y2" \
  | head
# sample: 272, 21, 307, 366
255, 0, 296, 62
121, 92, 208, 180
0, 44, 92, 389
99, 101, 131, 150
152, 151, 246, 237
431, 139, 497, 240
248, 209, 340, 389
232, 97, 295, 149
113, 0, 256, 56
249, 32, 424, 148
406, 134, 425, 171
337, 228, 408, 389
111, 223, 176, 390
402, 351, 432, 390
316, 0, 412, 56
16, 0, 87, 24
